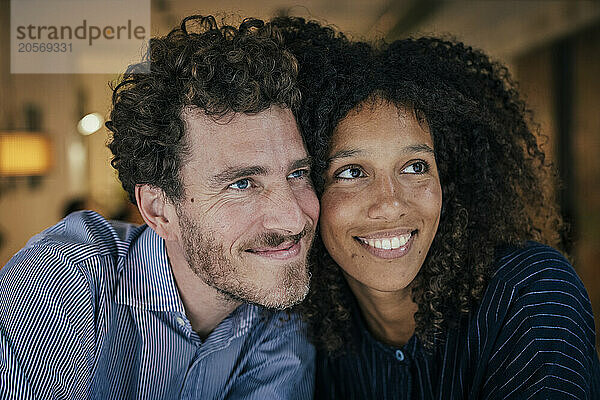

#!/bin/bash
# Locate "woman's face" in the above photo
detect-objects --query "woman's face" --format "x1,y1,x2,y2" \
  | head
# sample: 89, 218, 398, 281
320, 101, 442, 293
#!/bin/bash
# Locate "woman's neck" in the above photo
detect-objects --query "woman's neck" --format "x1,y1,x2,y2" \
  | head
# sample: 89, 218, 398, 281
345, 274, 418, 347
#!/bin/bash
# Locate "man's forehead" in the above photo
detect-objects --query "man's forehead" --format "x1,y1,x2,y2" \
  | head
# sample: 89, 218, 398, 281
180, 106, 307, 173
181, 105, 298, 132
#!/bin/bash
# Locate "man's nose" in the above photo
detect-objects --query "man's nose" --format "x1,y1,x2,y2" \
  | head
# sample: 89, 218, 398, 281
367, 174, 407, 221
261, 184, 306, 235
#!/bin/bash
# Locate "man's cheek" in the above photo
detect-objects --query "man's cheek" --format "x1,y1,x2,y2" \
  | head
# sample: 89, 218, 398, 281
298, 189, 320, 223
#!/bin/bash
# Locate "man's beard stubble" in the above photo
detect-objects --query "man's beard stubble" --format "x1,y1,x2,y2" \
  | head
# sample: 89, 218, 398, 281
177, 211, 313, 310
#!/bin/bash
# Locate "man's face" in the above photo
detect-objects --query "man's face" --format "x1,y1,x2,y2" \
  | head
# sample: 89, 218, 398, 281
173, 106, 319, 309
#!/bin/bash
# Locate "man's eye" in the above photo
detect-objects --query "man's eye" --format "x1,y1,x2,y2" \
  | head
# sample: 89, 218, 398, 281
228, 179, 252, 190
335, 166, 366, 179
402, 161, 429, 174
287, 169, 309, 179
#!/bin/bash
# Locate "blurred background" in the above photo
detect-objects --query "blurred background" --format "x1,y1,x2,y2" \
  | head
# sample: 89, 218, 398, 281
0, 0, 599, 344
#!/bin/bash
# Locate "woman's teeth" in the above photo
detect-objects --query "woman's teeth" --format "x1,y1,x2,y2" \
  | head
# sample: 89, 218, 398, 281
358, 233, 411, 249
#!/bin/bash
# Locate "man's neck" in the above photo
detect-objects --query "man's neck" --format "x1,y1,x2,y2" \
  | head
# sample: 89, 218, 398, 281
165, 240, 241, 340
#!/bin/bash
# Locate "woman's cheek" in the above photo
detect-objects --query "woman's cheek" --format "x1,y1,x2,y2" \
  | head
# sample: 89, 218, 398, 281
320, 188, 362, 230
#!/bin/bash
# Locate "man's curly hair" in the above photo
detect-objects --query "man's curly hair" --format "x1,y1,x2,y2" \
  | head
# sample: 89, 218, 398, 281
275, 17, 564, 353
106, 15, 301, 203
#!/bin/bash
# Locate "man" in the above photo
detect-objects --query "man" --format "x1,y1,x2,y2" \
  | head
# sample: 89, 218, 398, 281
0, 15, 318, 399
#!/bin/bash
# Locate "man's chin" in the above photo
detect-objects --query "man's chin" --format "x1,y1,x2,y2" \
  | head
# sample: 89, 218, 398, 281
260, 260, 311, 309
256, 279, 310, 310
212, 267, 311, 310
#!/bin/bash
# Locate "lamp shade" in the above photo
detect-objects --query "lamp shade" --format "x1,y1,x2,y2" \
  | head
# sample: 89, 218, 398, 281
0, 132, 52, 176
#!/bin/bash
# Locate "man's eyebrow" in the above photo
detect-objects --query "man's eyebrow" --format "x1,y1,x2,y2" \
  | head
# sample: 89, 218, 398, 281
290, 157, 313, 171
210, 165, 268, 185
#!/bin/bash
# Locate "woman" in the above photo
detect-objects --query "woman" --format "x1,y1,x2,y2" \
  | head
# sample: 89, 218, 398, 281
273, 18, 600, 398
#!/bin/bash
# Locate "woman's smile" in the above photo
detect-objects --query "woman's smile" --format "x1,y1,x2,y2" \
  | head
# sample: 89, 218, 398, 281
354, 229, 416, 259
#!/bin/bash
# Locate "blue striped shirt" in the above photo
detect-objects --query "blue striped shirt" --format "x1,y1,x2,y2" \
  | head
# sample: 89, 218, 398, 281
0, 211, 315, 399
316, 242, 600, 399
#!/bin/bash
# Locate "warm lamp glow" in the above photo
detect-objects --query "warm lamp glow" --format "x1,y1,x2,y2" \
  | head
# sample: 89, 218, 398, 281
77, 113, 104, 135
0, 133, 52, 176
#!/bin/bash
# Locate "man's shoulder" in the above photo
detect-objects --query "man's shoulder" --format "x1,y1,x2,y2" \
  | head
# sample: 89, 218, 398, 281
0, 211, 145, 399
23, 210, 137, 261
1, 210, 143, 290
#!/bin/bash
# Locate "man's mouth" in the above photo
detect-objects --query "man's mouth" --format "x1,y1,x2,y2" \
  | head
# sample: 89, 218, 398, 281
247, 240, 297, 253
241, 224, 314, 261
245, 240, 302, 260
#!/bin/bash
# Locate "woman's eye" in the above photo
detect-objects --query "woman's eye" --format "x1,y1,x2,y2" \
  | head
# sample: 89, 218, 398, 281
403, 161, 428, 174
335, 167, 365, 179
228, 179, 252, 190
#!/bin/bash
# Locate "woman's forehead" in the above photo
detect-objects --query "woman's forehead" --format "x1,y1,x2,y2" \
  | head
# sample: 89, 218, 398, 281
329, 102, 433, 153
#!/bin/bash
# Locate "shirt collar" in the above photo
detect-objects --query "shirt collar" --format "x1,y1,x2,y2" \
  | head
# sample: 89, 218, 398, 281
115, 226, 185, 313
229, 303, 262, 338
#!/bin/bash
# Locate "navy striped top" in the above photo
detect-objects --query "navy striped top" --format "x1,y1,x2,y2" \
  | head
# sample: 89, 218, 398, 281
0, 211, 315, 399
315, 243, 600, 399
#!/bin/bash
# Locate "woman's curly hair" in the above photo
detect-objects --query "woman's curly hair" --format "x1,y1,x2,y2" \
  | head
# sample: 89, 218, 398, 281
107, 15, 301, 203
275, 18, 564, 353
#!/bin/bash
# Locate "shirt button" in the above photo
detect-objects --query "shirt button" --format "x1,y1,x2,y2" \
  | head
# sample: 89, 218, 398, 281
176, 316, 186, 327
395, 349, 405, 361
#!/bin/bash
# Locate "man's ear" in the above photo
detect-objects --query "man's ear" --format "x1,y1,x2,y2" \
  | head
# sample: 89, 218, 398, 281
135, 184, 178, 240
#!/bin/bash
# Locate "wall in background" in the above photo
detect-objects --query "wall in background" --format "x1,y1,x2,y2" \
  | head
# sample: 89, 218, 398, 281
0, 2, 126, 264
514, 23, 600, 347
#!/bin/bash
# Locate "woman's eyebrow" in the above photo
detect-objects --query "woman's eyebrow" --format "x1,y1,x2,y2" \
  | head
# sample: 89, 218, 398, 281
406, 144, 435, 155
327, 149, 362, 164
328, 144, 434, 164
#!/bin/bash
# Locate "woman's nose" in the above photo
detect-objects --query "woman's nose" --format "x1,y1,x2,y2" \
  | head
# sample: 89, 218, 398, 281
367, 175, 406, 221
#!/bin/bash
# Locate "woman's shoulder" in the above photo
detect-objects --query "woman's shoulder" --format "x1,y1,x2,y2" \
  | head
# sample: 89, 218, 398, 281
477, 241, 593, 335
489, 241, 585, 296
461, 242, 600, 398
